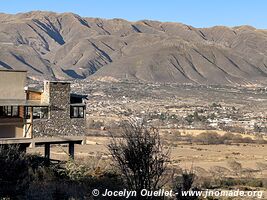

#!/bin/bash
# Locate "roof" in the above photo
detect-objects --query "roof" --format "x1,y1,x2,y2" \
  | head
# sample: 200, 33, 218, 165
45, 80, 71, 84
70, 93, 88, 99
25, 86, 43, 93
0, 100, 49, 106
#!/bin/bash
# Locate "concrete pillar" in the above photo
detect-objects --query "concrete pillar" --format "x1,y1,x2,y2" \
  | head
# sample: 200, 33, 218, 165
29, 106, 33, 138
29, 141, 35, 148
44, 143, 50, 159
69, 142, 75, 159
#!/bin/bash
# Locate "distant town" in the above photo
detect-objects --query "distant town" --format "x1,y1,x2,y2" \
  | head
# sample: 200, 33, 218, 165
70, 80, 267, 136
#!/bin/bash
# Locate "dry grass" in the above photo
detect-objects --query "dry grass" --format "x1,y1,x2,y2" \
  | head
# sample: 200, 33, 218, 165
28, 131, 267, 182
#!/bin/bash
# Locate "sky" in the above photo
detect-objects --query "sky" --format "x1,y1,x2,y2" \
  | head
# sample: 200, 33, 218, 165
0, 0, 266, 29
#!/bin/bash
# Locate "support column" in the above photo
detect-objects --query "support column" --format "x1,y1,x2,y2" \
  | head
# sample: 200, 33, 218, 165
44, 143, 50, 159
29, 106, 33, 138
69, 142, 75, 159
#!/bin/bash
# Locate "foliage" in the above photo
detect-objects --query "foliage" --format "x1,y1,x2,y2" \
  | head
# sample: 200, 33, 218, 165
227, 160, 242, 176
219, 178, 263, 188
108, 120, 170, 198
56, 159, 88, 181
174, 170, 199, 200
0, 144, 127, 199
184, 131, 264, 145
0, 145, 30, 198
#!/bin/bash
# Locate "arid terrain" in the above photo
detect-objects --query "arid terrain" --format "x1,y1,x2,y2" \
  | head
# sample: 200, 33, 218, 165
4, 10, 266, 198
28, 80, 267, 198
28, 136, 267, 177
1, 11, 267, 85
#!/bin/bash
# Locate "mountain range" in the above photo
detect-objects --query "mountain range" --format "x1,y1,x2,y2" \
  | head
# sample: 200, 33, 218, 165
0, 11, 267, 85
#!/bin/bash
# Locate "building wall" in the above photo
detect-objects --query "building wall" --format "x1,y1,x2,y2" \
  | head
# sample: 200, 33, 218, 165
0, 70, 26, 100
0, 70, 27, 139
33, 81, 85, 137
33, 118, 85, 137
0, 107, 25, 138
27, 91, 42, 100
1, 125, 23, 138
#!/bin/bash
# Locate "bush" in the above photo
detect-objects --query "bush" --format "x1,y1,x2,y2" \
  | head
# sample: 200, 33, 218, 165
0, 145, 30, 198
108, 120, 170, 199
209, 166, 231, 180
56, 159, 88, 181
189, 132, 262, 145
227, 160, 242, 176
194, 132, 222, 144
219, 178, 263, 188
174, 170, 199, 200
0, 145, 126, 199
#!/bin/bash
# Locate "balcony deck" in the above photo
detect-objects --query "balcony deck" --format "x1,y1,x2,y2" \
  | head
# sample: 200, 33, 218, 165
0, 136, 85, 159
0, 99, 49, 106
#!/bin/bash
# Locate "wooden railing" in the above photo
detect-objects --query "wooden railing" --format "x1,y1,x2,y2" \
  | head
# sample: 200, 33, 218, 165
0, 117, 24, 125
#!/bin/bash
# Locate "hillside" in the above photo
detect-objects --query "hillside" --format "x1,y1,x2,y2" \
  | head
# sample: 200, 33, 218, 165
0, 11, 267, 85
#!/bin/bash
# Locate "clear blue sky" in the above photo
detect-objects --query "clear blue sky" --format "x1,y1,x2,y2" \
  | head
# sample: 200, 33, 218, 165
1, 0, 266, 29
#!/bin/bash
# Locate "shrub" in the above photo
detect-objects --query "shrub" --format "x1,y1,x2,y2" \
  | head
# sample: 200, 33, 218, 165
56, 159, 88, 181
188, 132, 262, 145
219, 178, 263, 188
0, 145, 30, 198
227, 160, 242, 176
194, 132, 222, 144
209, 166, 231, 180
174, 170, 199, 200
108, 120, 170, 199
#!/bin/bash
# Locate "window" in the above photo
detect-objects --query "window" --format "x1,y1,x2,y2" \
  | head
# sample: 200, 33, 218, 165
34, 107, 48, 119
0, 106, 19, 117
70, 106, 84, 118
12, 106, 18, 116
25, 107, 48, 119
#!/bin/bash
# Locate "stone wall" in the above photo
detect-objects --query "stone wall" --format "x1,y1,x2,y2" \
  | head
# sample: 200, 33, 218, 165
33, 118, 85, 137
33, 81, 86, 137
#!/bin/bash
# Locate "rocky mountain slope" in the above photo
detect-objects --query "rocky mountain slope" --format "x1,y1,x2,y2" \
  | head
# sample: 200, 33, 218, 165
0, 11, 267, 85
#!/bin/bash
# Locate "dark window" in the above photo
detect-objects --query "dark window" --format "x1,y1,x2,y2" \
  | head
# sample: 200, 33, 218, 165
25, 107, 48, 119
70, 106, 84, 118
0, 106, 19, 117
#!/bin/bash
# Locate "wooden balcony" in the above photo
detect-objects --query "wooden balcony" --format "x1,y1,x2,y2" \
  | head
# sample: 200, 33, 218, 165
0, 117, 24, 125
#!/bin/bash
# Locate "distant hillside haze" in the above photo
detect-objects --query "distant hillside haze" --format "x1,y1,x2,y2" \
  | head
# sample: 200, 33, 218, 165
0, 11, 267, 85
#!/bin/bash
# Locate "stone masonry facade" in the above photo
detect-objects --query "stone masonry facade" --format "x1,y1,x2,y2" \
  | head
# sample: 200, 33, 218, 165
33, 81, 85, 137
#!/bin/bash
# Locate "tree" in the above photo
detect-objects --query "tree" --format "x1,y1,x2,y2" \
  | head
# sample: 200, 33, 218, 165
108, 120, 170, 199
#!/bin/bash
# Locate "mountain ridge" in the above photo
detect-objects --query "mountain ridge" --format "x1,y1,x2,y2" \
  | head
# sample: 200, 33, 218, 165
0, 11, 267, 85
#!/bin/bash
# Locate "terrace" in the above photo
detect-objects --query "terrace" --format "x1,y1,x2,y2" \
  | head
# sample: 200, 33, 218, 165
0, 69, 86, 160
